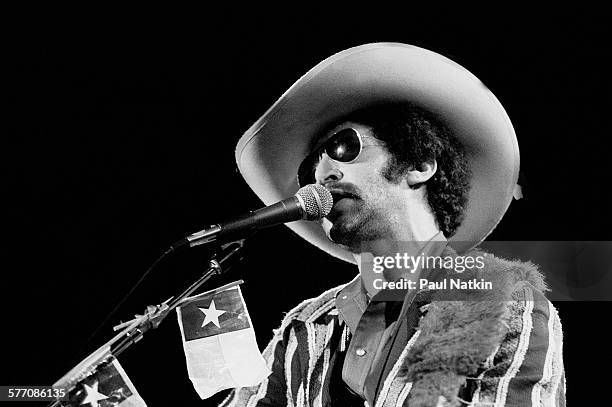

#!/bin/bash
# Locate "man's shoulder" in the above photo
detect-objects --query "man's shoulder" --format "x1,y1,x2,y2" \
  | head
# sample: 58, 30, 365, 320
461, 248, 549, 297
464, 249, 561, 336
277, 277, 357, 329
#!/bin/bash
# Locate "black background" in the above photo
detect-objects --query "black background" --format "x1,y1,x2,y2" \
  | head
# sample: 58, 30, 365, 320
3, 11, 611, 406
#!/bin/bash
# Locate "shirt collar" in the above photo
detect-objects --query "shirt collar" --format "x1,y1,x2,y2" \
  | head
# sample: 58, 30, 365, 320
335, 231, 447, 332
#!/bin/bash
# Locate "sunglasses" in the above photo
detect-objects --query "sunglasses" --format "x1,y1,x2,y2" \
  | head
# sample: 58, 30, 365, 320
297, 127, 383, 187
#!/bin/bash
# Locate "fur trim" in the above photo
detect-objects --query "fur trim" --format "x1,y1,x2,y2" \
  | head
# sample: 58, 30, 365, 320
400, 249, 547, 407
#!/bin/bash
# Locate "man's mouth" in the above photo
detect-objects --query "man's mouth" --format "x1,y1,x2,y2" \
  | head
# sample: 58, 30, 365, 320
326, 188, 360, 221
328, 188, 359, 203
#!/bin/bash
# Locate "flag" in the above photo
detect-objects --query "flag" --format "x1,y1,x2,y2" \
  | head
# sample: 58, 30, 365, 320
176, 282, 270, 399
61, 357, 146, 407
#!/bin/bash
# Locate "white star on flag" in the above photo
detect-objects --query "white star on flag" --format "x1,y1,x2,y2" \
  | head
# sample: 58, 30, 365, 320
199, 299, 226, 328
80, 381, 108, 407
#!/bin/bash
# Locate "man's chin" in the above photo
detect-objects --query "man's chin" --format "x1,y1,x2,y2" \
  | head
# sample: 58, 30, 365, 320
325, 210, 389, 252
327, 218, 360, 250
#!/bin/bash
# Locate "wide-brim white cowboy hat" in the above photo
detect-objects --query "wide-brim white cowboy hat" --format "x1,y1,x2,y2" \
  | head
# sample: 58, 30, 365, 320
235, 43, 520, 264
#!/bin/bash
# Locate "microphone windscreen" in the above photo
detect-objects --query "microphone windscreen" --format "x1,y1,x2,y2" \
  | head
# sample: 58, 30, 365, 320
296, 184, 333, 220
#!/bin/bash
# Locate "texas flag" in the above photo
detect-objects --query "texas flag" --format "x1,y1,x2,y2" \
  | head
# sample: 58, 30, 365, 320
61, 357, 146, 407
176, 282, 270, 399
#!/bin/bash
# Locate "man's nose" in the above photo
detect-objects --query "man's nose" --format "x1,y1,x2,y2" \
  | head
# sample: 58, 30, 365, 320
314, 154, 343, 185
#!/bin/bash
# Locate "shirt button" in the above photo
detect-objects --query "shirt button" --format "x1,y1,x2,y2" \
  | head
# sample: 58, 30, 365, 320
356, 348, 366, 357
341, 295, 347, 300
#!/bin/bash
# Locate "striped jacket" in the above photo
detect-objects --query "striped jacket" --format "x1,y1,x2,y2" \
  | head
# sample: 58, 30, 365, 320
220, 252, 565, 407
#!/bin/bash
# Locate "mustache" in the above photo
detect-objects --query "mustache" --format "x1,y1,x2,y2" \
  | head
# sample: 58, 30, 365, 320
324, 182, 362, 202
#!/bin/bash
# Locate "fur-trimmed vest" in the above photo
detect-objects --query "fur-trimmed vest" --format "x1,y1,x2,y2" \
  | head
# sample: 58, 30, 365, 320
221, 251, 565, 407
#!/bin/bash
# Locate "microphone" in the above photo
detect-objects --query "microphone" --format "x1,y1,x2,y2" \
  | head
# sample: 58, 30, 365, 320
171, 184, 333, 250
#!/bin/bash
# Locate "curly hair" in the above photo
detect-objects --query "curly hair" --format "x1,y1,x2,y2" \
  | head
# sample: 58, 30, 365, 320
342, 102, 471, 237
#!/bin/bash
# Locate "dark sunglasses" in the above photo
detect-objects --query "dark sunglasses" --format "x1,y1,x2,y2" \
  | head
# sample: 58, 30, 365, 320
297, 127, 383, 187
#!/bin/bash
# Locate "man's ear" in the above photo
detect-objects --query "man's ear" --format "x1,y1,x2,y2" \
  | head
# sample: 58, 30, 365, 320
405, 160, 437, 186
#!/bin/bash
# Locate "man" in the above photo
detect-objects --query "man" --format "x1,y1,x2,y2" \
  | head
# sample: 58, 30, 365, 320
221, 44, 565, 406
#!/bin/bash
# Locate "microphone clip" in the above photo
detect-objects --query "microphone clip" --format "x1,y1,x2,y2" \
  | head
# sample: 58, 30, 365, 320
186, 224, 222, 247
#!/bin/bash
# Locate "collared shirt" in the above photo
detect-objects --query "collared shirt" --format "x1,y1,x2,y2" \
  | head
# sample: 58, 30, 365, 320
335, 232, 448, 401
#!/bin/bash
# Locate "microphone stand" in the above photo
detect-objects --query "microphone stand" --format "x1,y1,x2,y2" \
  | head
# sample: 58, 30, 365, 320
49, 239, 246, 406
112, 239, 245, 357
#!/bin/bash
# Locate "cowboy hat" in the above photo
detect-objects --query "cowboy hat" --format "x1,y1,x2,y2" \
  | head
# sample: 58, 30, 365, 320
235, 43, 520, 264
